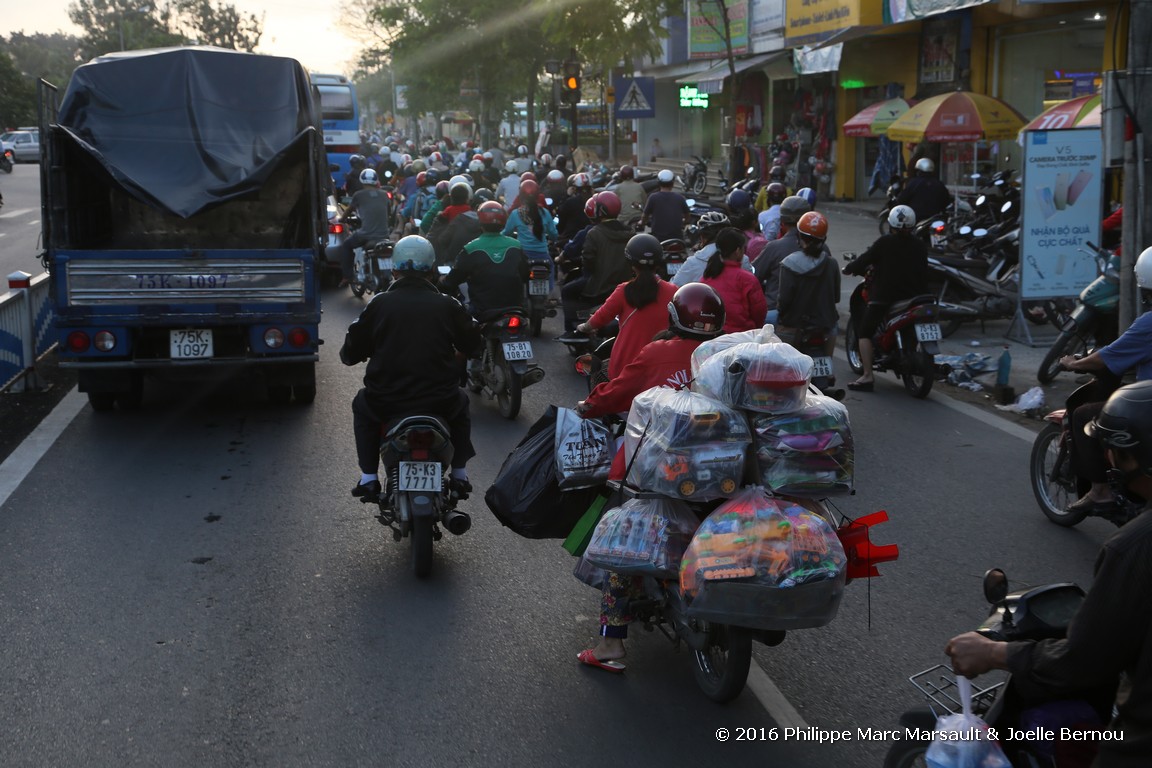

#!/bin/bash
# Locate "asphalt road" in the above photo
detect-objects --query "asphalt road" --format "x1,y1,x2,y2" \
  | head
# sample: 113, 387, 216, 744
0, 163, 43, 279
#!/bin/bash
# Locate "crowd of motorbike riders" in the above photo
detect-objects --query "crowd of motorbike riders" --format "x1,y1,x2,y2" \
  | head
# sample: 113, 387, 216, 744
337, 135, 1152, 764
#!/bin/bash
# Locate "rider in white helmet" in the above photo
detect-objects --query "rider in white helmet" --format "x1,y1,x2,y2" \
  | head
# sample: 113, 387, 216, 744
640, 169, 692, 241
895, 156, 950, 222
340, 235, 482, 508
513, 144, 534, 175
498, 161, 522, 208
841, 204, 930, 391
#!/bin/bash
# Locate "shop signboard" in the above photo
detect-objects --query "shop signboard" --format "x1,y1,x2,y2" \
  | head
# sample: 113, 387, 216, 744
690, 0, 750, 59
750, 0, 786, 39
1019, 128, 1103, 299
784, 0, 881, 46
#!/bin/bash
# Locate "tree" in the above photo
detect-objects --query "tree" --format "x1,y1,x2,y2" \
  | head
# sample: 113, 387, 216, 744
3, 32, 86, 92
695, 0, 740, 178
0, 49, 37, 128
66, 0, 263, 61
173, 0, 263, 52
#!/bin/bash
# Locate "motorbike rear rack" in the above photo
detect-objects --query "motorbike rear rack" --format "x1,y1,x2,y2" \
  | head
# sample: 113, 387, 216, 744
909, 664, 1002, 716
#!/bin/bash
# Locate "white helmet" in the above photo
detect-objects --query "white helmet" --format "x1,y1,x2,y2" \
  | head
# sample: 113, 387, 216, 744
468, 159, 484, 173
359, 168, 379, 185
915, 158, 935, 174
517, 144, 528, 156
546, 169, 564, 183
392, 235, 436, 273
429, 151, 443, 164
1136, 246, 1152, 289
504, 160, 517, 174
888, 204, 916, 230
657, 169, 675, 184
449, 174, 470, 187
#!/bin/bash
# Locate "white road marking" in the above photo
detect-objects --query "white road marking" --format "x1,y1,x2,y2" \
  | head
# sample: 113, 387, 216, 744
0, 386, 87, 508
0, 207, 36, 219
747, 662, 811, 729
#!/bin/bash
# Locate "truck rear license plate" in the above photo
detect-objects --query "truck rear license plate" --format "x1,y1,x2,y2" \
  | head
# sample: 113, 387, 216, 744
398, 461, 442, 491
529, 279, 549, 296
915, 323, 942, 342
811, 356, 833, 378
170, 329, 213, 359
503, 342, 533, 360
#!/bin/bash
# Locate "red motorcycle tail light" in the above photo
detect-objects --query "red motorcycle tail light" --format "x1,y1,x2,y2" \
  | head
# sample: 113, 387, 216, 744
408, 429, 434, 460
507, 315, 522, 331
330, 222, 345, 235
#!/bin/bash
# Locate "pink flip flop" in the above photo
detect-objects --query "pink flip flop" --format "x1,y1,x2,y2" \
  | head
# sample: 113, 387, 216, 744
577, 648, 626, 673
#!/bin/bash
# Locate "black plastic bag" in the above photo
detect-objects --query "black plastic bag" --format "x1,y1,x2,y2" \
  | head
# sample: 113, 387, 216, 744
485, 406, 602, 539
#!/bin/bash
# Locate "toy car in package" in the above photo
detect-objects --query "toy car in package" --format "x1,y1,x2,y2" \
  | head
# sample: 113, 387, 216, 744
623, 387, 751, 500
691, 325, 782, 375
753, 393, 854, 496
692, 342, 813, 414
584, 497, 701, 578
680, 488, 845, 598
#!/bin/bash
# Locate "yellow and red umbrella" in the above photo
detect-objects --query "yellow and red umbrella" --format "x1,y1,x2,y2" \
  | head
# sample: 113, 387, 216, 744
842, 97, 914, 138
1021, 94, 1101, 132
886, 91, 1026, 143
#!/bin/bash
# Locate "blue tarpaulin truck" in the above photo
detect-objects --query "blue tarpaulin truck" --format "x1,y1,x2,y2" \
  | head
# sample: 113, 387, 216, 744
40, 47, 327, 410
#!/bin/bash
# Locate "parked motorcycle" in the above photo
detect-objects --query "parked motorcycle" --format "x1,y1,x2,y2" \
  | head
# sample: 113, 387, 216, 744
1029, 371, 1140, 527
844, 257, 943, 398
885, 568, 1108, 768
926, 227, 1025, 337
366, 413, 472, 578
1036, 242, 1120, 384
683, 155, 711, 197
469, 308, 545, 418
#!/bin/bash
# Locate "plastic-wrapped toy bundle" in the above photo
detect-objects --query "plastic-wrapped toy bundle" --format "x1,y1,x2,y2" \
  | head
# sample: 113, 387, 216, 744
691, 325, 782, 376
623, 387, 751, 500
752, 393, 854, 496
678, 488, 846, 630
693, 342, 813, 415
584, 497, 701, 578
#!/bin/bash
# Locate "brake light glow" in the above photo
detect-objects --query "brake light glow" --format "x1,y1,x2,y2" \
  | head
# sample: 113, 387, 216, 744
67, 331, 91, 353
507, 316, 522, 330
288, 328, 310, 348
330, 222, 345, 235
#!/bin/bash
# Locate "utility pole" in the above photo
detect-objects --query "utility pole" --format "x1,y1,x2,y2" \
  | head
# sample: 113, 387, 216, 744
1119, 0, 1152, 327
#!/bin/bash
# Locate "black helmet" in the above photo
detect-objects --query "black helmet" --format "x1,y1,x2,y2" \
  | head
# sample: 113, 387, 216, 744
625, 233, 663, 266
349, 154, 366, 170
1088, 380, 1152, 479
779, 195, 812, 226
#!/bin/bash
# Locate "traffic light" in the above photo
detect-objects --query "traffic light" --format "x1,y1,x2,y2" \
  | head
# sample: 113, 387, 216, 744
561, 60, 581, 104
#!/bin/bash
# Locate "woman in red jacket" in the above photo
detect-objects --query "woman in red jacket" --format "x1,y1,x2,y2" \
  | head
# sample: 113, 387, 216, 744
701, 227, 768, 333
575, 234, 678, 380
574, 283, 726, 672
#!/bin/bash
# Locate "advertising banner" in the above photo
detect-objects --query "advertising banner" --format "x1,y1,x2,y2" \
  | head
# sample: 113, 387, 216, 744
690, 0, 750, 58
784, 0, 881, 46
1020, 128, 1103, 299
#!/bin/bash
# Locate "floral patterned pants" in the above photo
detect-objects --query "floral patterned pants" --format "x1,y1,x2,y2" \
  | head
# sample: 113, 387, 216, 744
600, 572, 644, 639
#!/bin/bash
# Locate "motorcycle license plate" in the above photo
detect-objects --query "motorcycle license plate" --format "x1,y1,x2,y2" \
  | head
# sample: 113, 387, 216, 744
528, 279, 549, 296
666, 262, 682, 274
503, 341, 534, 360
915, 323, 942, 342
170, 329, 213, 359
931, 234, 946, 248
377, 257, 393, 271
398, 461, 442, 492
811, 356, 833, 378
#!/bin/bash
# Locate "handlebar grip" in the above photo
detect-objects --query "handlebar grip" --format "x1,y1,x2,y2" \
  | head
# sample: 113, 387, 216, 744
1086, 241, 1098, 251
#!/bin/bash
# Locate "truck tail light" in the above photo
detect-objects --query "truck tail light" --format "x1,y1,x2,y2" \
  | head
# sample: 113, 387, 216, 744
263, 328, 285, 349
288, 328, 310, 348
93, 331, 116, 351
67, 331, 91, 353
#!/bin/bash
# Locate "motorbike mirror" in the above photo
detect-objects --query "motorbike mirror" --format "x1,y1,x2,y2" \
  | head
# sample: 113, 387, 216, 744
384, 170, 393, 179
413, 218, 422, 227
931, 220, 945, 229
973, 228, 989, 238
746, 166, 755, 176
574, 354, 598, 376
975, 195, 986, 207
1001, 201, 1014, 214
436, 265, 451, 276
544, 197, 553, 206
983, 568, 1009, 604
686, 199, 696, 207
969, 172, 982, 180
959, 225, 972, 236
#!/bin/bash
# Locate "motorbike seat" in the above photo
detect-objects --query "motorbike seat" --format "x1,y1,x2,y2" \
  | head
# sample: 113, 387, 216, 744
382, 413, 451, 440
888, 294, 938, 316
474, 306, 526, 324
366, 239, 393, 252
932, 254, 990, 272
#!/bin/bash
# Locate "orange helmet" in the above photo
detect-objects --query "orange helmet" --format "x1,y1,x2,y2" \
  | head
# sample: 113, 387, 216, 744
796, 211, 829, 241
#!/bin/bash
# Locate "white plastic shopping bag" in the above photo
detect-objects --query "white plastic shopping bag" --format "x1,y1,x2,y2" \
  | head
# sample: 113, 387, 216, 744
925, 676, 1011, 768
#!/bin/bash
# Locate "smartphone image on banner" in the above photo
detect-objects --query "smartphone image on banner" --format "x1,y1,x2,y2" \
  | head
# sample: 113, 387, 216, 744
1067, 170, 1093, 206
1055, 253, 1067, 275
1053, 173, 1069, 210
1035, 186, 1057, 221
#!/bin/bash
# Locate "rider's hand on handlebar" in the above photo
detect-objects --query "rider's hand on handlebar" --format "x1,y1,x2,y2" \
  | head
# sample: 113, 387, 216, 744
944, 631, 1008, 678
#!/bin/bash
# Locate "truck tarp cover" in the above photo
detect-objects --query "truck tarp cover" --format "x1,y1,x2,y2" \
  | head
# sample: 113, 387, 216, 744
57, 47, 316, 219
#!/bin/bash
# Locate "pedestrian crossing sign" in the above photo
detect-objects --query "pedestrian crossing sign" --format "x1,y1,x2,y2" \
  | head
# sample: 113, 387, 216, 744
614, 77, 656, 119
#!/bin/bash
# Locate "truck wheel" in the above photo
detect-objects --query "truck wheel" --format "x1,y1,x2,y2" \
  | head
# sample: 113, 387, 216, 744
88, 392, 116, 412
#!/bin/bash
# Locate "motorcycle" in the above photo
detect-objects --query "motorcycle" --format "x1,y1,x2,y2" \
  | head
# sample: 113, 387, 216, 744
885, 568, 1109, 768
844, 257, 943, 398
366, 413, 472, 578
661, 238, 689, 279
683, 155, 711, 197
926, 226, 1025, 337
876, 175, 904, 234
574, 336, 614, 392
1028, 372, 1141, 527
0, 148, 13, 173
525, 258, 556, 337
469, 308, 545, 419
350, 237, 395, 299
779, 327, 845, 401
1036, 242, 1121, 384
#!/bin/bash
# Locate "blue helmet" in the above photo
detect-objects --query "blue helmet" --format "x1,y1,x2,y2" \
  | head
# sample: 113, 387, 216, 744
796, 187, 818, 209
392, 236, 436, 273
726, 188, 752, 214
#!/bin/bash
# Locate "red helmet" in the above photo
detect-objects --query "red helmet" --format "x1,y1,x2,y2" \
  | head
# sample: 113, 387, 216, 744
583, 196, 597, 219
769, 164, 787, 181
416, 171, 428, 187
668, 283, 725, 337
618, 165, 635, 180
434, 180, 450, 197
477, 200, 507, 231
519, 178, 539, 199
520, 171, 537, 183
764, 182, 787, 205
796, 211, 829, 241
472, 153, 484, 163
592, 191, 622, 220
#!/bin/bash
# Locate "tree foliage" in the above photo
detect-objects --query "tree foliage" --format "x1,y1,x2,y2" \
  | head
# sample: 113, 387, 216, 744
0, 50, 38, 128
3, 32, 86, 92
66, 0, 263, 61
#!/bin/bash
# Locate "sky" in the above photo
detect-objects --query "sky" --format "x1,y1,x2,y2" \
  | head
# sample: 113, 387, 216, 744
8, 0, 364, 75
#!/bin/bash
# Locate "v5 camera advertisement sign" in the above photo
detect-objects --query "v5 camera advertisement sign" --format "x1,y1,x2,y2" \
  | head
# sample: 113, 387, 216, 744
1020, 128, 1102, 299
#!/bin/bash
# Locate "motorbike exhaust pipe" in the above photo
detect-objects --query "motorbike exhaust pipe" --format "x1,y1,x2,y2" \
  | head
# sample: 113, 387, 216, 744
442, 509, 472, 536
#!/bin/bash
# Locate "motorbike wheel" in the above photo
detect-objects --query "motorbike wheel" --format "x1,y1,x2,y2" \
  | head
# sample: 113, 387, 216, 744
0, 159, 12, 174
878, 209, 891, 235
411, 515, 434, 578
1037, 328, 1089, 385
900, 341, 935, 399
690, 173, 708, 197
691, 625, 752, 704
1031, 422, 1086, 526
844, 320, 864, 375
349, 280, 367, 299
496, 361, 522, 419
882, 740, 929, 768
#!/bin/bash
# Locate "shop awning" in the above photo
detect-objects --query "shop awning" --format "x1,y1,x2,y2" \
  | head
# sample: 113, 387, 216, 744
634, 58, 718, 83
675, 52, 791, 94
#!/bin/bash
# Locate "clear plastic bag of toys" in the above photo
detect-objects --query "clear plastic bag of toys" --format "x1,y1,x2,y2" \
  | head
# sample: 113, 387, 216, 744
679, 488, 846, 598
691, 325, 783, 376
622, 387, 751, 500
584, 497, 702, 578
752, 393, 854, 496
692, 342, 813, 414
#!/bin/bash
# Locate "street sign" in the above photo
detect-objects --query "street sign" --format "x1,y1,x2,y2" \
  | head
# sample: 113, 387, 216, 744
614, 77, 655, 119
